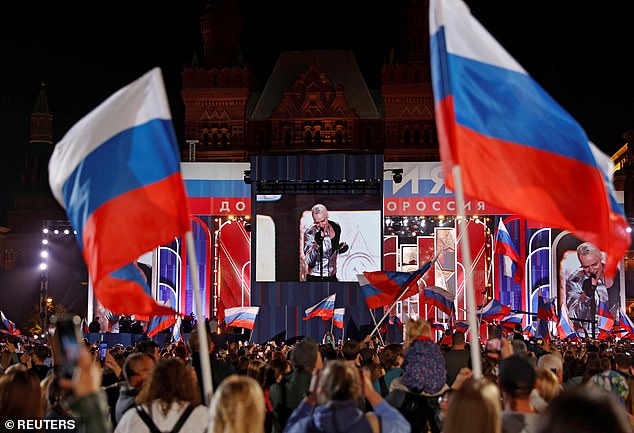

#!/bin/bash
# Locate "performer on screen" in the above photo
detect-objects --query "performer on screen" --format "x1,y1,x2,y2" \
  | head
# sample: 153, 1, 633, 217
303, 204, 348, 281
566, 242, 620, 324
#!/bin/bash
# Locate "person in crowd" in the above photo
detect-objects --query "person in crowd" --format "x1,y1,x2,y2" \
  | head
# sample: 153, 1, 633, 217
284, 360, 411, 433
498, 354, 540, 433
537, 353, 564, 384
269, 337, 322, 433
89, 317, 101, 333
342, 339, 362, 366
566, 242, 620, 323
115, 357, 209, 433
587, 356, 629, 407
0, 365, 43, 425
536, 386, 632, 433
531, 367, 561, 413
441, 377, 501, 433
43, 372, 80, 432
188, 328, 236, 403
134, 340, 160, 361
209, 375, 265, 433
443, 331, 470, 386
373, 343, 404, 397
259, 358, 291, 433
387, 319, 447, 433
302, 204, 348, 281
563, 357, 586, 389
30, 344, 52, 381
114, 352, 155, 424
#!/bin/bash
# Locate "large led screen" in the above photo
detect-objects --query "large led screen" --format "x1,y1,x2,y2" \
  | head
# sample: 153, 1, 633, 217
256, 194, 382, 282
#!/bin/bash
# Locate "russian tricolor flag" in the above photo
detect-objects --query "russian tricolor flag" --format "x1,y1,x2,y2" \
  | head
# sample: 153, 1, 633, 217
0, 311, 20, 336
619, 310, 634, 339
557, 303, 578, 341
429, 0, 630, 279
423, 286, 455, 316
333, 308, 345, 329
49, 68, 190, 317
495, 220, 524, 284
500, 313, 523, 330
476, 299, 511, 322
454, 320, 469, 333
598, 301, 615, 331
147, 290, 177, 338
358, 257, 435, 309
304, 294, 336, 321
225, 306, 260, 330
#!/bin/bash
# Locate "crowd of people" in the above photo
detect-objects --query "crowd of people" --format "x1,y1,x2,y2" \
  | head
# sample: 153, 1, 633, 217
1, 317, 634, 433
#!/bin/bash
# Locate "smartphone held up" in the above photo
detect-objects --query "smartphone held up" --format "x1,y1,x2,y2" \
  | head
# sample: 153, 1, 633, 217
49, 314, 82, 378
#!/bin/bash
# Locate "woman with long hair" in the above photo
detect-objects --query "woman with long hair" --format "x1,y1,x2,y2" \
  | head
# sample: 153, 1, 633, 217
115, 357, 209, 433
441, 378, 501, 433
210, 375, 266, 433
284, 360, 410, 433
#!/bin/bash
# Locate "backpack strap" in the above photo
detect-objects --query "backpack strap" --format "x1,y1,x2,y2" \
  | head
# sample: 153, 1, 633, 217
135, 405, 162, 433
170, 404, 195, 433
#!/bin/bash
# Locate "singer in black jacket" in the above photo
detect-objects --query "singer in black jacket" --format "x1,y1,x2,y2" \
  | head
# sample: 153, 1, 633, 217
566, 242, 621, 324
303, 204, 348, 281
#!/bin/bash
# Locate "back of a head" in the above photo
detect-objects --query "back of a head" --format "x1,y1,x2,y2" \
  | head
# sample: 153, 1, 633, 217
34, 344, 50, 362
615, 353, 632, 371
451, 331, 466, 347
290, 338, 318, 372
380, 343, 404, 369
0, 368, 43, 421
137, 357, 200, 407
123, 352, 153, 385
538, 353, 563, 373
317, 360, 360, 404
511, 339, 528, 356
210, 375, 265, 433
498, 354, 536, 400
442, 378, 501, 433
341, 339, 361, 361
537, 387, 631, 433
406, 318, 430, 342
187, 328, 213, 354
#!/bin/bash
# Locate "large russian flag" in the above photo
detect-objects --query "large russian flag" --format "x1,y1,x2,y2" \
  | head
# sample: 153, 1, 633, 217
429, 0, 630, 278
423, 285, 455, 316
495, 220, 524, 284
333, 308, 345, 329
49, 68, 190, 317
358, 257, 436, 309
224, 306, 260, 330
304, 294, 336, 321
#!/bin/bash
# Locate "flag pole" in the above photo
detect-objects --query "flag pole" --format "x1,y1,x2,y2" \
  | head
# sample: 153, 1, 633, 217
186, 231, 214, 405
452, 165, 482, 378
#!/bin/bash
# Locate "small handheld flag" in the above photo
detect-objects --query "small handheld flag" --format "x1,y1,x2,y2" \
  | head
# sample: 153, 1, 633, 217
495, 220, 524, 284
304, 294, 336, 321
0, 311, 20, 336
333, 308, 345, 329
476, 299, 511, 322
224, 306, 260, 330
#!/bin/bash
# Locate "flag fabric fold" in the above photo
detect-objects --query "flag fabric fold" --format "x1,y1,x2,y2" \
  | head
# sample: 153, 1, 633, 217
476, 299, 511, 322
619, 310, 634, 339
147, 290, 178, 338
224, 306, 260, 330
429, 0, 630, 278
304, 294, 336, 321
495, 220, 524, 284
0, 311, 20, 336
358, 257, 436, 309
557, 303, 578, 341
537, 296, 557, 323
422, 286, 455, 316
598, 301, 615, 331
500, 313, 523, 330
48, 68, 191, 317
333, 308, 345, 329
